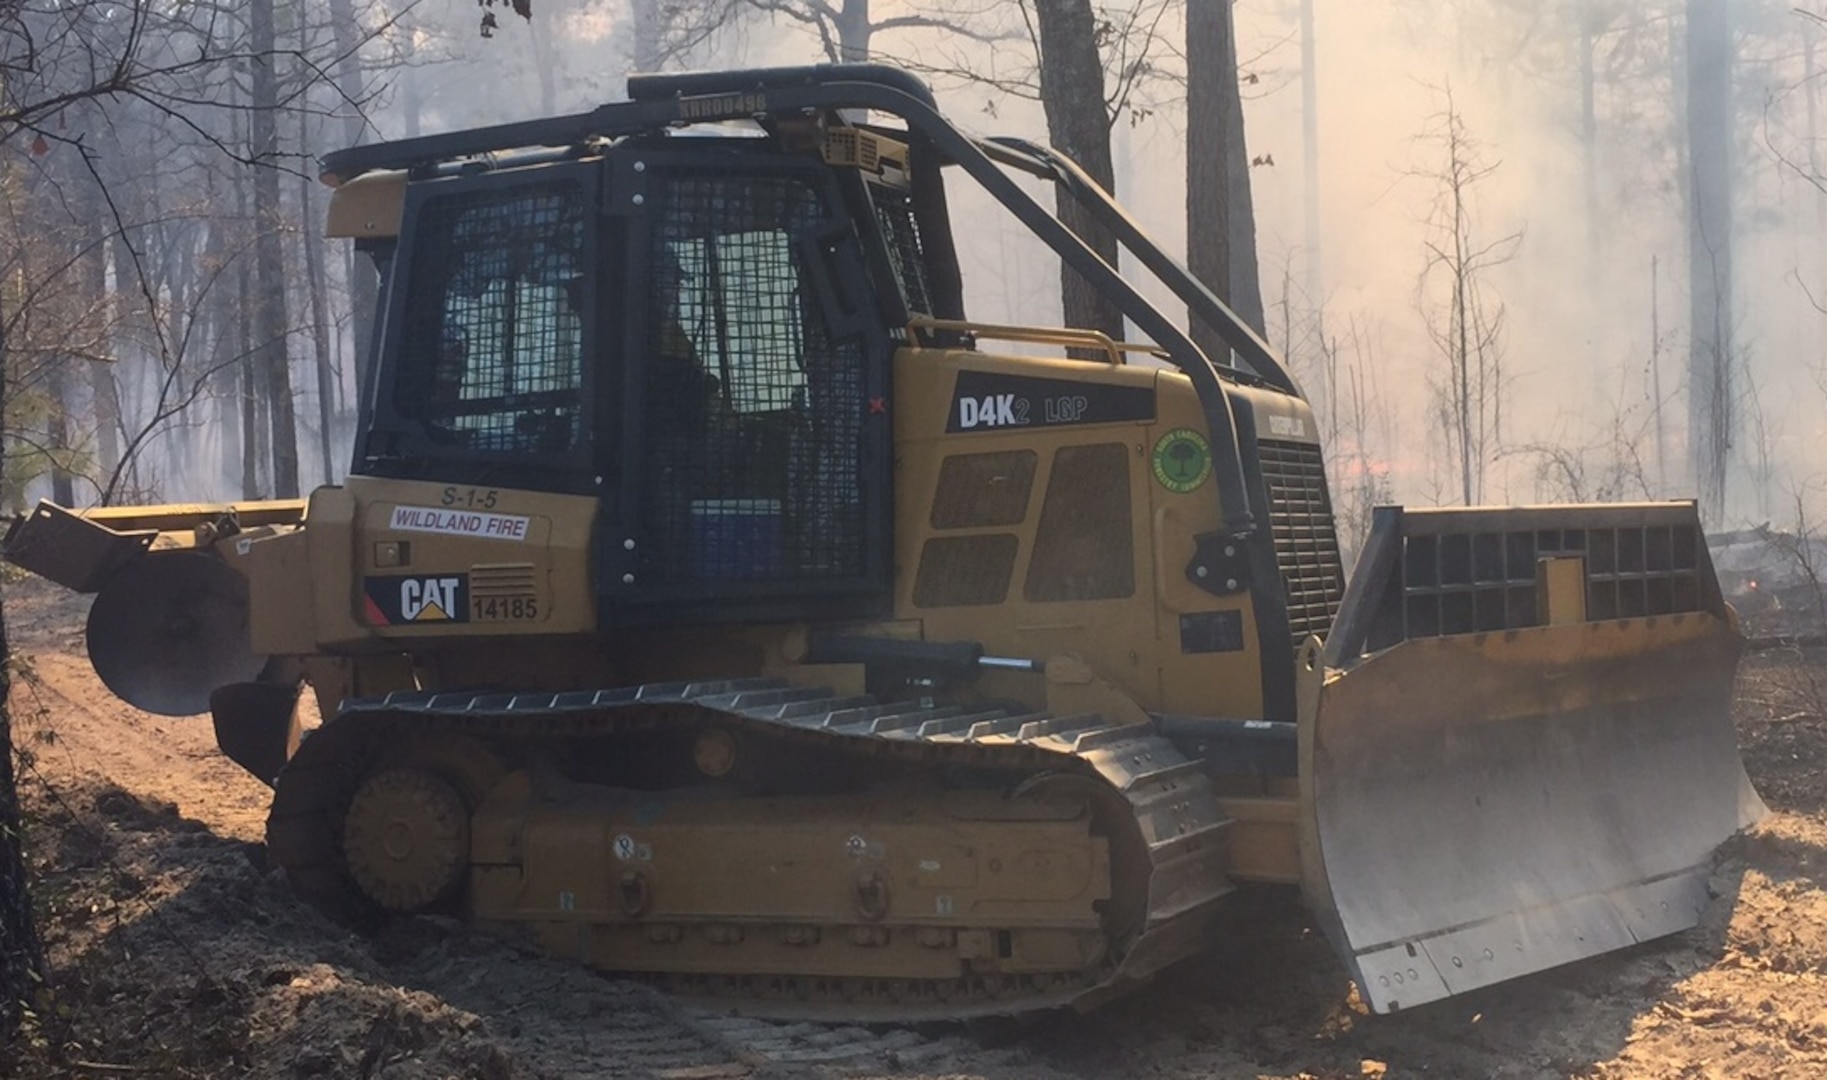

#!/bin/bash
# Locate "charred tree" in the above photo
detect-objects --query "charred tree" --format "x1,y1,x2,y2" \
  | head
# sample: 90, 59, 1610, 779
740, 0, 925, 63
230, 105, 263, 499
1684, 0, 1734, 520
250, 0, 300, 498
1187, 0, 1266, 359
77, 177, 121, 493
0, 309, 43, 1056
327, 0, 380, 399
44, 362, 75, 506
634, 0, 666, 70
300, 162, 338, 486
528, 6, 559, 115
1033, 0, 1125, 341
832, 0, 874, 60
1416, 93, 1519, 507
1300, 0, 1321, 305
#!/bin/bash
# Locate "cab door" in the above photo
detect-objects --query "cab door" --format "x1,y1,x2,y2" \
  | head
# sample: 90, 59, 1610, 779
598, 145, 896, 626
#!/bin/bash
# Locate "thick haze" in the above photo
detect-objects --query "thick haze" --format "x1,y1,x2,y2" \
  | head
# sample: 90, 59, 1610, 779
349, 1, 1827, 527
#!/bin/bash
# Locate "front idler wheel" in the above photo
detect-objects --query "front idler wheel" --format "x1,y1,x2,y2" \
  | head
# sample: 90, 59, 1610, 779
342, 767, 471, 913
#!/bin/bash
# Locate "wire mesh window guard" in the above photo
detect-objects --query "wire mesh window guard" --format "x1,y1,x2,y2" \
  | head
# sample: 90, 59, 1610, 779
398, 181, 587, 456
642, 174, 866, 585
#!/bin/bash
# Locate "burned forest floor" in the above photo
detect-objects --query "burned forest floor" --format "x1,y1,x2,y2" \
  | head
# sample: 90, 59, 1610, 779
7, 573, 1827, 1079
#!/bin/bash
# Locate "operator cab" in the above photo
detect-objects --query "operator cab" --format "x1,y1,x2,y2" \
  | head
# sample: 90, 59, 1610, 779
348, 121, 932, 626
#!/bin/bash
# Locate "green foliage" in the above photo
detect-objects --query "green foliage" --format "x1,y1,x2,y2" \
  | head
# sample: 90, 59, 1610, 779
0, 161, 106, 511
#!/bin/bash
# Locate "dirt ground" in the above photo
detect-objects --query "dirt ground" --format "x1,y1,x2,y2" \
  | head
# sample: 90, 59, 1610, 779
7, 573, 1827, 1080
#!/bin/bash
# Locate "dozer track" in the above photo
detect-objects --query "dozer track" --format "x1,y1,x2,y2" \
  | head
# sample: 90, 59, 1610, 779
266, 678, 1235, 1020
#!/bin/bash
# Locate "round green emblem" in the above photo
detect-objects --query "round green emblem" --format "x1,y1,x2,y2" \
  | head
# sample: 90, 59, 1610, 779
1151, 428, 1212, 493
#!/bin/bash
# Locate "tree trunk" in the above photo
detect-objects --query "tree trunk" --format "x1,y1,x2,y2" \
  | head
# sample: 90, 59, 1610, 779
838, 0, 873, 61
1299, 0, 1321, 305
1807, 27, 1823, 231
633, 0, 665, 70
300, 155, 338, 486
528, 7, 559, 115
1219, 0, 1264, 337
230, 126, 262, 499
1033, 0, 1125, 341
240, 259, 262, 499
1187, 0, 1265, 363
0, 308, 44, 1055
399, 25, 423, 139
1187, 0, 1231, 364
80, 194, 121, 497
1684, 0, 1733, 518
199, 208, 242, 499
251, 0, 300, 498
46, 360, 75, 505
1578, 0, 1601, 326
327, 0, 380, 404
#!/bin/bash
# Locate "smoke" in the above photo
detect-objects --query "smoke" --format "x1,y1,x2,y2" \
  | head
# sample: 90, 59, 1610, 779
65, 0, 1825, 525
887, 1, 1827, 523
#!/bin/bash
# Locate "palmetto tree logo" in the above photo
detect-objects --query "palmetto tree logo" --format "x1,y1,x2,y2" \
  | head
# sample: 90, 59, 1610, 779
1151, 428, 1212, 494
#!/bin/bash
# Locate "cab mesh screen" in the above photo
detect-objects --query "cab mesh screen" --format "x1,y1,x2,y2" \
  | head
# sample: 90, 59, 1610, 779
399, 181, 587, 456
641, 174, 866, 585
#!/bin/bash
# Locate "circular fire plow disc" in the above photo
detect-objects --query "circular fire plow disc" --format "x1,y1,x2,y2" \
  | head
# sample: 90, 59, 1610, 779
85, 551, 269, 717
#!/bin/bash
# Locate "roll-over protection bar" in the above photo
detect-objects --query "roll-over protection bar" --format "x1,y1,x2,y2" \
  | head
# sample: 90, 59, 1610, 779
320, 62, 1307, 539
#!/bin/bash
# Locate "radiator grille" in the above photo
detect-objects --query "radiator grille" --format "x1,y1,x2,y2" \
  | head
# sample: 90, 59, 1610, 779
1258, 439, 1346, 645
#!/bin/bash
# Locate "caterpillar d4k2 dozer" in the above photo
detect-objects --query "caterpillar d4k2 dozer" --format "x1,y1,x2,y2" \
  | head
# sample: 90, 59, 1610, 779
5, 64, 1765, 1019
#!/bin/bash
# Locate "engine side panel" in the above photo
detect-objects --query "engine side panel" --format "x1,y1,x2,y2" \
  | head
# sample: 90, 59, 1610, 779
890, 346, 1269, 721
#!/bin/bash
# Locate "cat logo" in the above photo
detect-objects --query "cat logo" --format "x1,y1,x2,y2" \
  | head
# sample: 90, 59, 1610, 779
363, 573, 471, 626
400, 577, 462, 621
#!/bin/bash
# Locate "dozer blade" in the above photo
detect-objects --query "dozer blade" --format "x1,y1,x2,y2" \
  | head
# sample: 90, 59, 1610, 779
1299, 503, 1764, 1014
86, 550, 269, 717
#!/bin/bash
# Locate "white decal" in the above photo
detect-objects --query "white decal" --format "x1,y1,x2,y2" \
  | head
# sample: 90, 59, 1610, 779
1267, 414, 1308, 439
957, 393, 1026, 429
1043, 395, 1090, 423
613, 833, 637, 861
845, 833, 868, 857
390, 505, 531, 542
399, 577, 461, 622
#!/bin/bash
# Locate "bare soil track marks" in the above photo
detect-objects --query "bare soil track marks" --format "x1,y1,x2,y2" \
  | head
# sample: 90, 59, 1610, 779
7, 573, 1827, 1079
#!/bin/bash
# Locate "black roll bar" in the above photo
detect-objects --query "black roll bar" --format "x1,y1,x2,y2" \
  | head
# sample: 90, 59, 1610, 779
321, 63, 1264, 539
978, 136, 1300, 397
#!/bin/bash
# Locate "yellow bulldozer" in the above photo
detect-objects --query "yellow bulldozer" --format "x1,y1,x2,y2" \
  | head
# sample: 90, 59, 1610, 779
4, 64, 1764, 1019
